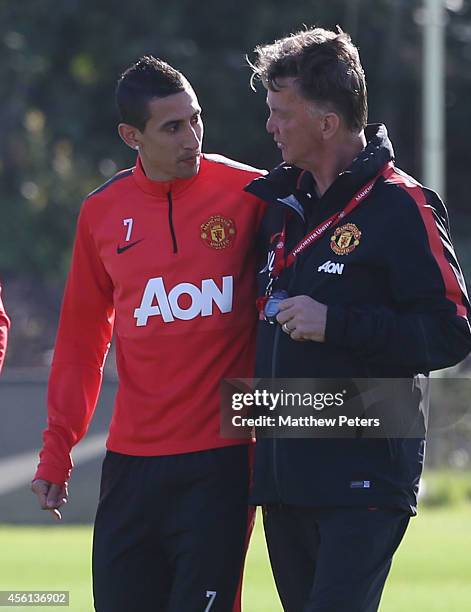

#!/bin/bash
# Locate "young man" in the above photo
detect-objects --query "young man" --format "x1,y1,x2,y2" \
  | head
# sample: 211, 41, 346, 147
246, 28, 471, 612
31, 56, 265, 612
0, 284, 9, 373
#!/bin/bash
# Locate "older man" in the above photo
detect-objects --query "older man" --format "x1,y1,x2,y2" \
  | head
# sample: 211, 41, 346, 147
246, 27, 471, 612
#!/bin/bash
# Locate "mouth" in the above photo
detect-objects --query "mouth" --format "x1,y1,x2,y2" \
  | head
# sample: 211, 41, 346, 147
179, 153, 201, 164
275, 141, 284, 150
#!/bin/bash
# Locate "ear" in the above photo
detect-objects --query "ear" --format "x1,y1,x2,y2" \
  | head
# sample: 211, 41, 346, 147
118, 123, 142, 150
320, 112, 340, 141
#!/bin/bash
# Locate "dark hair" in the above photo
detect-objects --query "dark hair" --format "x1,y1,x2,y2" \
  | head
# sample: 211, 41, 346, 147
116, 56, 188, 131
250, 27, 367, 132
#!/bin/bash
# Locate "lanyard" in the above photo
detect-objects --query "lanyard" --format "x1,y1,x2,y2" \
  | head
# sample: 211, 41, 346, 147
271, 161, 394, 280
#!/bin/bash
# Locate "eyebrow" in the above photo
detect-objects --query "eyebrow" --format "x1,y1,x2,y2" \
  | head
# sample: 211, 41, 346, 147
160, 109, 201, 130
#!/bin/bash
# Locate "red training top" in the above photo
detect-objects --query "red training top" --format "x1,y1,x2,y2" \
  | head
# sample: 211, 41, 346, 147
35, 154, 265, 484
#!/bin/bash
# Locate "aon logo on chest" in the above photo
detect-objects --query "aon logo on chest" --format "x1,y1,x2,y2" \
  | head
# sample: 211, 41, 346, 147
134, 276, 233, 325
317, 260, 345, 275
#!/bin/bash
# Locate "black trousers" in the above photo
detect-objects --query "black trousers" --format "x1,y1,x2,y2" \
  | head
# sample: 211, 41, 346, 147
263, 504, 410, 612
92, 446, 250, 612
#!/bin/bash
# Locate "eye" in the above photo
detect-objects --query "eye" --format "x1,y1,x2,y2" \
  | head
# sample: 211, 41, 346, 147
190, 113, 201, 125
165, 122, 179, 133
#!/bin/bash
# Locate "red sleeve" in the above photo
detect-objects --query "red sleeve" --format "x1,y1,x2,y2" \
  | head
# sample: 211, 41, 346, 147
34, 203, 115, 484
0, 285, 10, 373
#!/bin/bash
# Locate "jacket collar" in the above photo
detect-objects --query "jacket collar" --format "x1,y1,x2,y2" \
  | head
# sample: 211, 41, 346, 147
132, 154, 205, 198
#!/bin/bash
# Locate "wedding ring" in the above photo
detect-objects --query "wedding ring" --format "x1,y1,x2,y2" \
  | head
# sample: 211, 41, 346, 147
282, 322, 291, 334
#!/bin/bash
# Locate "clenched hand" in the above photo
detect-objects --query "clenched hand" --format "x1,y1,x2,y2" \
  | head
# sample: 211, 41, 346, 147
276, 295, 328, 342
31, 479, 68, 521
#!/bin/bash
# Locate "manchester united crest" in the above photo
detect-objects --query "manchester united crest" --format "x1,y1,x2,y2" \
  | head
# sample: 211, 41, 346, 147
200, 215, 236, 249
330, 223, 361, 256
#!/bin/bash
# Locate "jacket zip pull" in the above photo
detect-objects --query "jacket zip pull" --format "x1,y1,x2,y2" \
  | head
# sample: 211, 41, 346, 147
167, 191, 178, 254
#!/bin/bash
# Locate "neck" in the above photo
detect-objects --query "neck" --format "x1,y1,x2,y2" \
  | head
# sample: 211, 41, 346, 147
310, 131, 367, 197
139, 154, 173, 182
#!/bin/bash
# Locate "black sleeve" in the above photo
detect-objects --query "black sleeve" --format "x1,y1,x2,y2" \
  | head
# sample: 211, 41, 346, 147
325, 185, 471, 373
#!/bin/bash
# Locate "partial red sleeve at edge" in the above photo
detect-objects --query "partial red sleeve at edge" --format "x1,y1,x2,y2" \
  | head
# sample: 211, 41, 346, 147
0, 287, 10, 374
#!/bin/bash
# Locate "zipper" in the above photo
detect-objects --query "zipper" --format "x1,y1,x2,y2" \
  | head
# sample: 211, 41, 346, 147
271, 324, 282, 502
270, 258, 300, 503
167, 191, 178, 253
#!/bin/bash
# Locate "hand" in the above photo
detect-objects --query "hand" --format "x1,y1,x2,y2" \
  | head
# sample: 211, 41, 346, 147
31, 479, 68, 521
276, 295, 328, 342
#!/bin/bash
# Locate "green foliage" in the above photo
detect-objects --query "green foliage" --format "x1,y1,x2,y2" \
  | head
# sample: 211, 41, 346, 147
2, 1, 471, 365
1, 0, 471, 282
420, 469, 471, 508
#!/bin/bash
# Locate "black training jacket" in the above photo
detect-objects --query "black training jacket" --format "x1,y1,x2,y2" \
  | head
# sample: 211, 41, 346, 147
244, 124, 471, 513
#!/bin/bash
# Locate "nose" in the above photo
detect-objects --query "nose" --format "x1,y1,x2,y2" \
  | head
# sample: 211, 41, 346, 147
183, 124, 201, 150
266, 113, 275, 134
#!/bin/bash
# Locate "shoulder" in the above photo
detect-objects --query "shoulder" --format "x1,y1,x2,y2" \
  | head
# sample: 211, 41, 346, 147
202, 153, 266, 181
201, 155, 268, 220
85, 167, 135, 204
80, 166, 135, 222
78, 167, 134, 229
375, 165, 447, 225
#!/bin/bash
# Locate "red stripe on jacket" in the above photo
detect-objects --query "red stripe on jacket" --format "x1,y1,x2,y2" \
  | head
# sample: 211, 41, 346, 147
388, 170, 468, 319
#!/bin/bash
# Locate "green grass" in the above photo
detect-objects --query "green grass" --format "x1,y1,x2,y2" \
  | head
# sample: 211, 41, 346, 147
1, 506, 470, 611
378, 507, 471, 612
0, 524, 92, 610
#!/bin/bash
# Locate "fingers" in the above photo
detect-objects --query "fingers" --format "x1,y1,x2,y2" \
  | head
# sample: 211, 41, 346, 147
45, 482, 67, 521
276, 295, 313, 325
61, 482, 69, 505
281, 320, 305, 341
289, 328, 307, 342
47, 483, 68, 509
277, 298, 295, 311
277, 301, 297, 335
277, 295, 314, 311
275, 295, 327, 342
276, 300, 298, 326
31, 479, 68, 521
277, 310, 293, 326
31, 479, 48, 508
50, 508, 62, 521
281, 322, 291, 334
